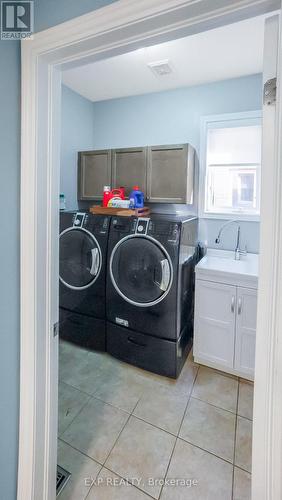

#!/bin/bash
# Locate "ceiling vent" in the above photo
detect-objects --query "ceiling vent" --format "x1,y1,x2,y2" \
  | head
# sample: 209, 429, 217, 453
147, 60, 173, 77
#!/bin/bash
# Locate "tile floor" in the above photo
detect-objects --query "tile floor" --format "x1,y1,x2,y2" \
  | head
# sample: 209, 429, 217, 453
58, 340, 253, 500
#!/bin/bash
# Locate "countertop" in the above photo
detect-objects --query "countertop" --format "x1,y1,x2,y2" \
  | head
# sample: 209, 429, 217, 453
195, 248, 259, 288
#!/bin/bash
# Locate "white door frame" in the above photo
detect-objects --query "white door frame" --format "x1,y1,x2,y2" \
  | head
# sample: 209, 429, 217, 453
19, 1, 282, 499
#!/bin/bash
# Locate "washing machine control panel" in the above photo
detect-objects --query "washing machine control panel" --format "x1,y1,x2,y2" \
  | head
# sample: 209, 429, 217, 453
135, 218, 149, 235
73, 212, 86, 227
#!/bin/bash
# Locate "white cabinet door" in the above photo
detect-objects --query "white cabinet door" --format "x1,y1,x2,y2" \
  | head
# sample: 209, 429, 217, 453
194, 280, 236, 369
234, 287, 257, 378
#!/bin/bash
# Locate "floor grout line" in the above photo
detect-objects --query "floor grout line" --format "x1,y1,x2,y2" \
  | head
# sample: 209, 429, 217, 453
58, 394, 93, 439
158, 363, 200, 500
59, 378, 98, 398
88, 394, 132, 415
190, 394, 238, 415
87, 397, 159, 499
58, 436, 104, 466
83, 463, 104, 500
129, 414, 181, 438
90, 464, 157, 500
59, 380, 133, 416
59, 343, 253, 499
234, 464, 252, 475
197, 364, 239, 381
237, 412, 253, 422
177, 436, 235, 467
101, 410, 132, 467
231, 376, 240, 499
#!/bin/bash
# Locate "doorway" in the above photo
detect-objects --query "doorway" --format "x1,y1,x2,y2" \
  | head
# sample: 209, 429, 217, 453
19, 2, 282, 499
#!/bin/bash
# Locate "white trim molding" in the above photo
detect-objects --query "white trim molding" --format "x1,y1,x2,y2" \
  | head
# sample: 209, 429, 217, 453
252, 13, 282, 500
19, 1, 281, 500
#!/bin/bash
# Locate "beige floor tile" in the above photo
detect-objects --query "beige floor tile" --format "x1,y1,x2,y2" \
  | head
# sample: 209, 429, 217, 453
238, 381, 253, 420
59, 340, 88, 372
93, 367, 149, 413
61, 397, 129, 464
105, 416, 176, 499
128, 356, 199, 396
171, 359, 199, 394
188, 348, 198, 364
57, 440, 101, 500
155, 359, 199, 396
192, 366, 238, 412
179, 397, 236, 462
133, 385, 188, 435
58, 382, 90, 436
161, 439, 233, 500
235, 417, 252, 473
87, 468, 151, 499
88, 350, 124, 372
59, 349, 110, 395
59, 339, 87, 356
233, 467, 251, 500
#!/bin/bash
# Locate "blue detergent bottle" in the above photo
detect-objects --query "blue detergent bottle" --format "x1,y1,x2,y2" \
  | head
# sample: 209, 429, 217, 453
130, 186, 144, 208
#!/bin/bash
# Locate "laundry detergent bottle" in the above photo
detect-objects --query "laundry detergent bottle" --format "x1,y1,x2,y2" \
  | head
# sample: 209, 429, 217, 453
103, 185, 111, 207
130, 186, 144, 208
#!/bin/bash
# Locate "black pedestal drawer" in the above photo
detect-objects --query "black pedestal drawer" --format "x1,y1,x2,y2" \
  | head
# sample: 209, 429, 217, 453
107, 322, 191, 378
59, 308, 106, 351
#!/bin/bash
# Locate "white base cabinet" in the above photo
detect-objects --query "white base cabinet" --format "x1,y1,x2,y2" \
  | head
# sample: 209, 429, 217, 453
234, 287, 257, 378
194, 279, 257, 380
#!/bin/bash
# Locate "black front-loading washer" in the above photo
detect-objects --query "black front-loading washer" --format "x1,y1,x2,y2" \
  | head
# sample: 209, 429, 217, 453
59, 211, 110, 351
106, 215, 198, 377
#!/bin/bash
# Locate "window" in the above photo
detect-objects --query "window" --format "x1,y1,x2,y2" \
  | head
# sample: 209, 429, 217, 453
201, 113, 262, 219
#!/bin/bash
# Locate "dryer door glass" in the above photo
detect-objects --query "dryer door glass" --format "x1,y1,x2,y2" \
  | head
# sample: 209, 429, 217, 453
111, 236, 172, 305
60, 228, 101, 289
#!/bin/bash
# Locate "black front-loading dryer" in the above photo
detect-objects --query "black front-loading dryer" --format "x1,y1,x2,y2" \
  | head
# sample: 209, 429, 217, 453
59, 211, 110, 351
106, 215, 198, 377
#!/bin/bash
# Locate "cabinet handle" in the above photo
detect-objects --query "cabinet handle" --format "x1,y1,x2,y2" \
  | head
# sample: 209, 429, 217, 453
238, 297, 242, 315
231, 296, 235, 313
128, 337, 146, 348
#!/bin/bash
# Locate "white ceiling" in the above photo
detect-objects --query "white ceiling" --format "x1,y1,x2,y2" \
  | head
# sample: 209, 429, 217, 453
62, 15, 265, 103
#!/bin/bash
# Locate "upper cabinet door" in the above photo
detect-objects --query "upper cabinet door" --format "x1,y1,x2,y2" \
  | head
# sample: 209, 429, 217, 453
147, 144, 194, 203
78, 150, 111, 200
111, 147, 147, 198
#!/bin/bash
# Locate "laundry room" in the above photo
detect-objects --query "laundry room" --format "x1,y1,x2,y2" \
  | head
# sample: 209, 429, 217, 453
57, 14, 264, 500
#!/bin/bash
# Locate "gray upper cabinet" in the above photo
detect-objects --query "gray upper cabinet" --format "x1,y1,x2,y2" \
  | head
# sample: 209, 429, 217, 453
111, 147, 147, 197
78, 149, 111, 200
77, 144, 195, 204
147, 144, 195, 204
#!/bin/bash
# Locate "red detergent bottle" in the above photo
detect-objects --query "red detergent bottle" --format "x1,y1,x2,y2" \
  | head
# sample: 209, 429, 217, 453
103, 186, 125, 207
111, 188, 125, 200
103, 186, 111, 207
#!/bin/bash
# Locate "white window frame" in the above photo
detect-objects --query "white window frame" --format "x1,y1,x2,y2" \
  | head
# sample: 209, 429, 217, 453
199, 110, 262, 221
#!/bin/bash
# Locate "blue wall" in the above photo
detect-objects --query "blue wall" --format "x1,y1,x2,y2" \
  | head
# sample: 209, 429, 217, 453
35, 0, 117, 32
93, 74, 262, 151
92, 74, 262, 252
0, 40, 20, 500
0, 2, 117, 499
61, 85, 95, 210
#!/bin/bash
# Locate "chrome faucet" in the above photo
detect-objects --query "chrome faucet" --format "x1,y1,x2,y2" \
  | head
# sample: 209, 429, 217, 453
215, 220, 247, 260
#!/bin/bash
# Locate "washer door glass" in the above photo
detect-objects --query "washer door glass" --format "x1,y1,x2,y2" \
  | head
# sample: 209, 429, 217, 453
111, 236, 172, 305
60, 228, 101, 289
